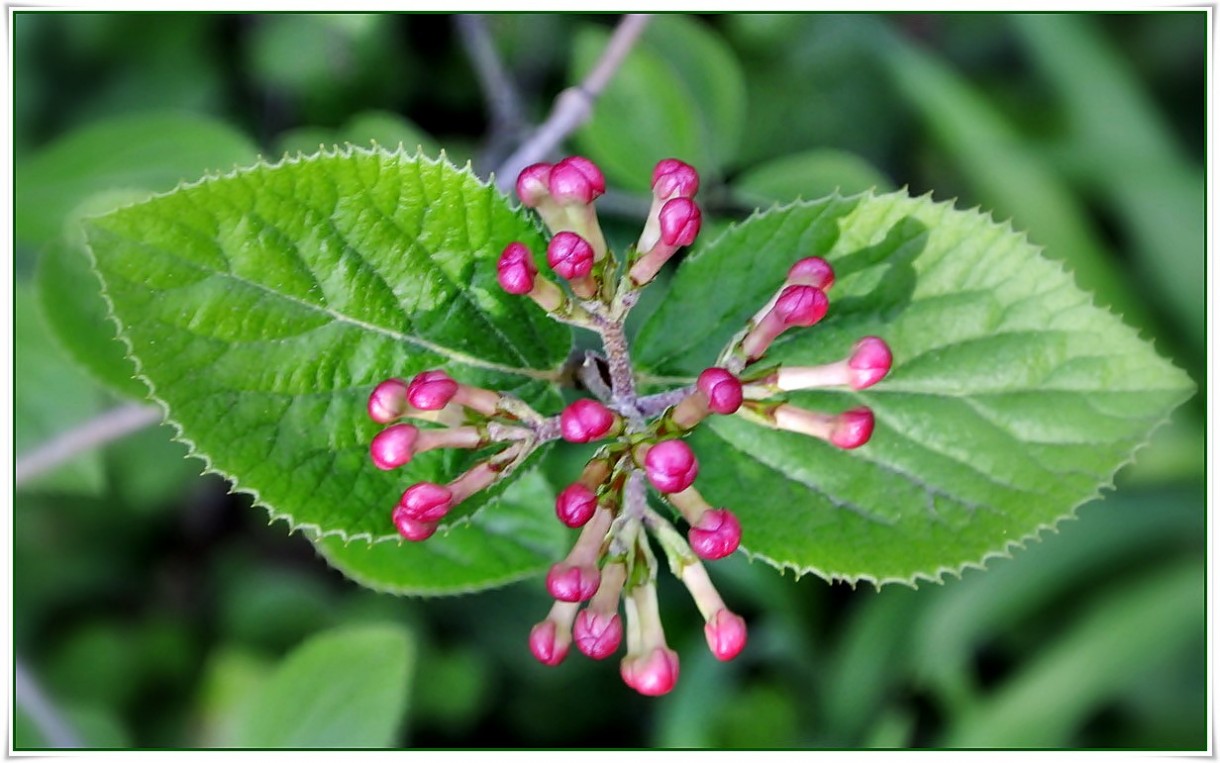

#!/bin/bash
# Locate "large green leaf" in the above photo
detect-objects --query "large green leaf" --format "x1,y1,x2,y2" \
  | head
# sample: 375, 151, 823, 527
233, 623, 414, 748
635, 191, 1193, 585
85, 150, 572, 556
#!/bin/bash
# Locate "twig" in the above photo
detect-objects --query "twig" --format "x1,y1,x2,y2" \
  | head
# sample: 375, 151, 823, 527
494, 14, 653, 192
455, 14, 526, 170
15, 658, 82, 748
15, 403, 163, 487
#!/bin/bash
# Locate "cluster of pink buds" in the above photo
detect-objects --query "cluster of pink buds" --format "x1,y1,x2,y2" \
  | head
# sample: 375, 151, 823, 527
366, 156, 893, 697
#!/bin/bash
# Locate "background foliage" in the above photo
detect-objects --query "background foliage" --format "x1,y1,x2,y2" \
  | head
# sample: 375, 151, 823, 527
13, 12, 1206, 749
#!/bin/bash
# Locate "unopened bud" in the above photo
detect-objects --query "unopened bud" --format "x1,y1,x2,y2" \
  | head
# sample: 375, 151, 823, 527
391, 509, 439, 542
370, 423, 419, 470
787, 256, 835, 291
549, 156, 605, 205
697, 367, 743, 415
658, 198, 701, 247
407, 370, 459, 411
560, 399, 622, 443
621, 646, 680, 696
688, 508, 742, 560
497, 242, 538, 295
529, 601, 579, 667
651, 158, 700, 200
848, 336, 893, 389
774, 336, 893, 392
740, 285, 829, 361
573, 609, 623, 660
704, 609, 748, 661
641, 439, 699, 494
555, 483, 599, 528
546, 561, 602, 602
368, 378, 410, 424
397, 481, 455, 522
515, 163, 553, 208
771, 403, 876, 449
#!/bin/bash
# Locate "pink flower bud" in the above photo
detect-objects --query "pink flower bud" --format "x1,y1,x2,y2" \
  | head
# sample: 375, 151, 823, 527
704, 609, 748, 661
391, 508, 438, 542
406, 370, 459, 411
774, 284, 829, 328
529, 619, 569, 667
688, 508, 742, 560
651, 158, 700, 200
787, 256, 835, 291
515, 162, 552, 207
546, 561, 601, 602
621, 647, 680, 696
696, 368, 743, 415
830, 407, 875, 449
573, 609, 623, 660
847, 336, 892, 390
367, 378, 410, 424
643, 439, 699, 494
497, 242, 538, 295
548, 156, 605, 205
658, 198, 701, 247
546, 231, 595, 280
560, 399, 620, 443
555, 483, 599, 528
370, 423, 419, 470
397, 482, 455, 522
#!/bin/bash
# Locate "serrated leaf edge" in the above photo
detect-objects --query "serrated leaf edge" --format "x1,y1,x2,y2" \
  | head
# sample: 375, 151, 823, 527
686, 188, 1194, 589
81, 146, 565, 546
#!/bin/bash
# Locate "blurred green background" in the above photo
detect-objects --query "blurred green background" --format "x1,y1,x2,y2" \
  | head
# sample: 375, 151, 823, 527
12, 12, 1206, 749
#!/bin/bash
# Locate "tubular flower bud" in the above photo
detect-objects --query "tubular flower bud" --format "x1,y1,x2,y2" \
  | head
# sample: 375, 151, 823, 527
555, 483, 599, 528
651, 158, 700, 201
658, 198, 701, 247
547, 507, 613, 602
641, 439, 699, 494
548, 156, 606, 205
497, 242, 538, 295
740, 284, 829, 361
687, 508, 742, 560
560, 399, 623, 443
773, 336, 893, 392
575, 560, 627, 659
697, 368, 743, 415
529, 600, 580, 667
368, 378, 410, 423
787, 256, 835, 291
704, 610, 748, 661
771, 403, 876, 449
630, 198, 702, 286
621, 646, 681, 697
370, 424, 419, 470
406, 370, 458, 411
396, 482, 455, 523
620, 583, 679, 696
546, 232, 599, 299
515, 162, 553, 208
391, 511, 439, 542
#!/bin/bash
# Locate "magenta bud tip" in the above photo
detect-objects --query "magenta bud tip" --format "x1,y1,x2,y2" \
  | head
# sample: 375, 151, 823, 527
643, 439, 699, 494
515, 163, 552, 207
688, 508, 742, 560
830, 407, 875, 449
560, 399, 619, 443
497, 242, 538, 295
705, 609, 748, 661
529, 620, 569, 666
848, 336, 892, 389
406, 370, 459, 411
573, 610, 623, 660
658, 197, 701, 247
370, 423, 419, 470
555, 483, 599, 528
546, 231, 596, 280
368, 377, 410, 423
546, 562, 602, 603
774, 284, 829, 328
651, 158, 700, 200
391, 508, 439, 542
397, 481, 454, 522
696, 367, 743, 415
548, 156, 606, 204
621, 647, 680, 696
787, 256, 835, 291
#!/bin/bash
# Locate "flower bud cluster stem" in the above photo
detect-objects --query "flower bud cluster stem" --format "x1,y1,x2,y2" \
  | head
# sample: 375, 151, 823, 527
366, 156, 894, 696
